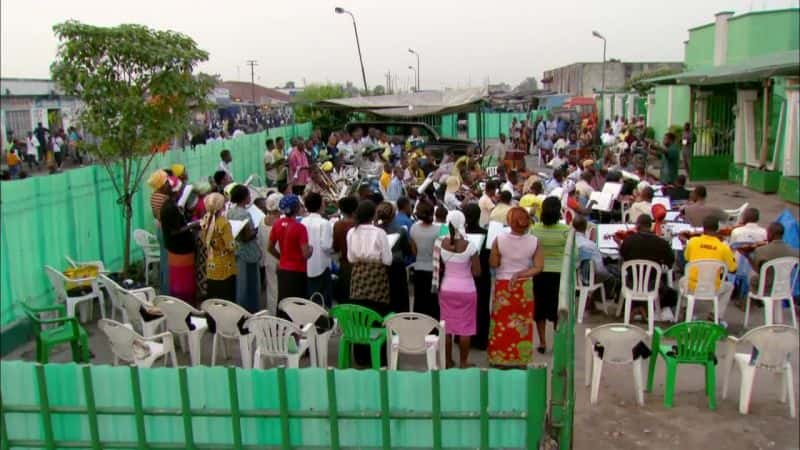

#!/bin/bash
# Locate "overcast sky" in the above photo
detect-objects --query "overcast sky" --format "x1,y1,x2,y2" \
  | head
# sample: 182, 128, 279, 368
2, 0, 798, 91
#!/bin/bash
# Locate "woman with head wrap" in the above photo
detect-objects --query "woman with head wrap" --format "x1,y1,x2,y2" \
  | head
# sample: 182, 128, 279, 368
437, 210, 481, 367
530, 196, 569, 353
190, 181, 213, 298
463, 203, 492, 350
268, 194, 311, 303
227, 185, 262, 313
160, 175, 199, 303
487, 206, 544, 367
148, 169, 172, 293
201, 193, 236, 301
375, 201, 412, 313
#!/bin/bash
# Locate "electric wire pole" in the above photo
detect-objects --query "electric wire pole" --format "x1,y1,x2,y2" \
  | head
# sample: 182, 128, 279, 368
246, 60, 258, 107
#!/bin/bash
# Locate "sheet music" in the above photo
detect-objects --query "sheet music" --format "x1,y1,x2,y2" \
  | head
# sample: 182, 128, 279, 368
547, 187, 563, 199
601, 182, 623, 199
177, 184, 193, 208
589, 192, 614, 212
596, 224, 633, 249
229, 220, 247, 238
485, 221, 510, 249
387, 233, 401, 248
248, 205, 266, 226
665, 211, 681, 222
652, 196, 671, 210
621, 170, 640, 182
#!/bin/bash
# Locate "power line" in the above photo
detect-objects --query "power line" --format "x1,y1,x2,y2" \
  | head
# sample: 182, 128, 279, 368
245, 60, 258, 106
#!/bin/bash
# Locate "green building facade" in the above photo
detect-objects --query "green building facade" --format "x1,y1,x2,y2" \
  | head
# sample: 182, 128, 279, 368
647, 9, 799, 203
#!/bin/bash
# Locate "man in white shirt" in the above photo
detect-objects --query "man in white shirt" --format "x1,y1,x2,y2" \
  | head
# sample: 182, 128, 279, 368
302, 192, 333, 307
601, 128, 617, 146
483, 134, 508, 168
730, 208, 767, 244
218, 149, 233, 179
25, 132, 40, 168
612, 115, 622, 136
548, 149, 567, 169
478, 180, 497, 227
628, 186, 654, 223
232, 127, 245, 139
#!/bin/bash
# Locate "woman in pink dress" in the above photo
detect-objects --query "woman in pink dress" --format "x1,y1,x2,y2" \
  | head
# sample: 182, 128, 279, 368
437, 211, 481, 368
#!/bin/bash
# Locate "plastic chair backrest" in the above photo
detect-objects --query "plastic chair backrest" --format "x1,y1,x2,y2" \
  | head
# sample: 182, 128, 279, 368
154, 295, 201, 334
98, 318, 143, 362
755, 257, 799, 299
116, 288, 149, 325
661, 321, 727, 362
331, 304, 384, 344
576, 259, 596, 289
133, 229, 157, 248
621, 260, 662, 297
201, 299, 252, 338
384, 313, 443, 353
588, 324, 648, 364
245, 315, 302, 356
20, 302, 46, 337
739, 325, 799, 370
724, 202, 748, 226
685, 259, 728, 297
279, 297, 328, 326
44, 266, 68, 300
586, 222, 597, 242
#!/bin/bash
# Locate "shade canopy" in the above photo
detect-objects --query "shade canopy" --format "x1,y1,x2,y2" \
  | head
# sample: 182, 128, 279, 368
315, 87, 488, 117
644, 50, 800, 86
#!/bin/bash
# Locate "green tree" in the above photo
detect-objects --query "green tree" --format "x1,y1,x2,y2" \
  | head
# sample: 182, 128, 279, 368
284, 81, 296, 89
51, 21, 213, 272
372, 85, 386, 96
513, 77, 538, 92
293, 83, 351, 137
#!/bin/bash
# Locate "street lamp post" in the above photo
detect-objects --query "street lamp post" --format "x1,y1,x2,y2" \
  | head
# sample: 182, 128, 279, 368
335, 7, 368, 93
408, 48, 420, 91
592, 30, 607, 128
407, 66, 417, 92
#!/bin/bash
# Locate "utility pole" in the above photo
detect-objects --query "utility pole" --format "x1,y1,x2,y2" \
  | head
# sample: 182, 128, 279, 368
385, 71, 392, 94
246, 60, 258, 108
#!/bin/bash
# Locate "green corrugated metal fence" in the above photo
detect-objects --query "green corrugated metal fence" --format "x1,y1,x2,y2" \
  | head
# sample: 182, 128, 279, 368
0, 362, 547, 449
0, 123, 312, 327
467, 112, 530, 140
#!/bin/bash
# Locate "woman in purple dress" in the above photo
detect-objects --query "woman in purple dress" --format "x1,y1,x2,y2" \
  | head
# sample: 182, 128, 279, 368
437, 211, 481, 368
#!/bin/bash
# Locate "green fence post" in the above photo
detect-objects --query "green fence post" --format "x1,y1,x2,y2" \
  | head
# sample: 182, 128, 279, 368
326, 369, 341, 450
129, 366, 148, 450
276, 367, 291, 450
430, 370, 442, 450
379, 369, 391, 450
1, 393, 11, 450
479, 369, 489, 450
81, 365, 101, 450
178, 368, 195, 449
226, 367, 243, 449
35, 364, 56, 450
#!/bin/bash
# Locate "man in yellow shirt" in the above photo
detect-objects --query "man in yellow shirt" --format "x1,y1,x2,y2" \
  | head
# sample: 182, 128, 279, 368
681, 215, 737, 322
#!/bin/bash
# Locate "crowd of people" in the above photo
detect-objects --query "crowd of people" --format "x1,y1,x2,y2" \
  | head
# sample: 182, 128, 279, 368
142, 121, 797, 369
2, 123, 85, 179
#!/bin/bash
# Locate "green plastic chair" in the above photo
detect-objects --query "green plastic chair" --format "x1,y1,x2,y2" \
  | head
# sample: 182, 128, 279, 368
646, 321, 727, 409
21, 302, 90, 364
331, 304, 388, 369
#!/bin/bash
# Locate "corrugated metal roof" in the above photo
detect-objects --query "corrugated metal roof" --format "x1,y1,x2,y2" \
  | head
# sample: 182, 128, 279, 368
643, 50, 800, 86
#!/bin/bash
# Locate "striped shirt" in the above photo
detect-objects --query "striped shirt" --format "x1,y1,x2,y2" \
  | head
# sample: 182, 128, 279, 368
150, 193, 170, 221
530, 223, 569, 273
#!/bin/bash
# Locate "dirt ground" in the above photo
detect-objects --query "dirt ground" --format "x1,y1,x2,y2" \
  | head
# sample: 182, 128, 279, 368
4, 153, 800, 449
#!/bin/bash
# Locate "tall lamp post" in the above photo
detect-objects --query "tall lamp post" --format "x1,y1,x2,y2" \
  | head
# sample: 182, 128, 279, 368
407, 66, 417, 92
408, 48, 420, 91
592, 30, 607, 129
335, 7, 368, 93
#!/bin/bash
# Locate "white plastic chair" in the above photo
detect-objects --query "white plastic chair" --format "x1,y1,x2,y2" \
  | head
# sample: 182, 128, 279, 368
107, 280, 163, 338
245, 315, 312, 369
384, 313, 446, 370
723, 202, 749, 227
133, 229, 161, 286
97, 274, 156, 323
201, 299, 255, 368
722, 325, 798, 417
745, 257, 799, 329
584, 324, 649, 406
278, 296, 337, 368
576, 259, 608, 323
65, 256, 107, 273
677, 260, 729, 324
154, 295, 208, 366
617, 260, 662, 335
98, 318, 177, 368
44, 265, 107, 322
